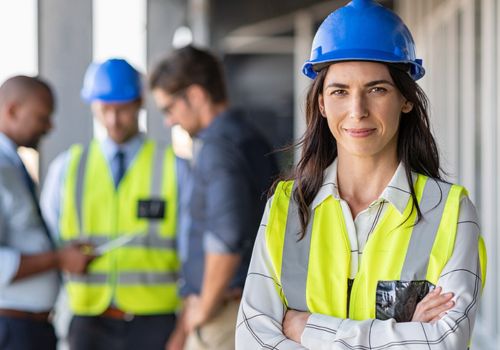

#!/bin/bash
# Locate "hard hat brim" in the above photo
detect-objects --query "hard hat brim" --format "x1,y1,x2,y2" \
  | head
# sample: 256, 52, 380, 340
80, 90, 141, 104
302, 55, 425, 81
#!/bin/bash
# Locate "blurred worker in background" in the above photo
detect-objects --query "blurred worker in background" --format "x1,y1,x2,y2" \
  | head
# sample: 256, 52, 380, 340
0, 75, 91, 350
150, 46, 279, 350
41, 59, 183, 350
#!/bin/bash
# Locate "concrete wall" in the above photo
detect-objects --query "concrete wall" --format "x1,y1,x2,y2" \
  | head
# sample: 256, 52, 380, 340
38, 0, 93, 179
145, 0, 185, 143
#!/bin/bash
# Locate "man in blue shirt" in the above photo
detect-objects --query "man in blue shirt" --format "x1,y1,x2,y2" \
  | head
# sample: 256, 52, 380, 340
150, 46, 278, 350
0, 75, 92, 350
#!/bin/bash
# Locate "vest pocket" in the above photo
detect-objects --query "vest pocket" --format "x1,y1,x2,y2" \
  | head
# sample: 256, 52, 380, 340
376, 280, 434, 322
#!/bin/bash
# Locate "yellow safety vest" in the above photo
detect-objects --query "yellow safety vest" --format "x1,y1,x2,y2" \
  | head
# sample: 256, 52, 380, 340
59, 139, 179, 316
266, 174, 486, 321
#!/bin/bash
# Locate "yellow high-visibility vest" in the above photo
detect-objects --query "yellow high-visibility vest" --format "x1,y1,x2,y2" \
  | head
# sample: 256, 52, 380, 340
266, 174, 486, 321
59, 139, 179, 315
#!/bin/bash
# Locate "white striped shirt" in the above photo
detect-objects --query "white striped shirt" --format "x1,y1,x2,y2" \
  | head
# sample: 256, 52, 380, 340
236, 161, 483, 349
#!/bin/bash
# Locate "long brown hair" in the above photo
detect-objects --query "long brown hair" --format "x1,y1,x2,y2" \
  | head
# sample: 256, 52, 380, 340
283, 63, 442, 239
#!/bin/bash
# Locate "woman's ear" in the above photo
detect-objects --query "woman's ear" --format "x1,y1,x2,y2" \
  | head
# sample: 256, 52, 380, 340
318, 94, 326, 117
402, 101, 414, 113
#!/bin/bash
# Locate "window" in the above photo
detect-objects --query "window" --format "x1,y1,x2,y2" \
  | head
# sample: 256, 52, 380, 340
0, 0, 39, 181
92, 0, 147, 139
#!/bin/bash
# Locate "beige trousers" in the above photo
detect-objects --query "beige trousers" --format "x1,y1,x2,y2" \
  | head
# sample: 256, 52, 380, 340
184, 299, 240, 350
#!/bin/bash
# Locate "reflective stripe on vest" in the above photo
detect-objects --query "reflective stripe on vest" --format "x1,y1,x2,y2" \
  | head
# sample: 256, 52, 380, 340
70, 271, 178, 285
65, 233, 176, 250
400, 177, 451, 281
60, 140, 179, 315
266, 174, 466, 320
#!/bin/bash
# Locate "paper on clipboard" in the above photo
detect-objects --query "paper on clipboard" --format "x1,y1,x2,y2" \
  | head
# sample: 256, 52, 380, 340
94, 235, 135, 255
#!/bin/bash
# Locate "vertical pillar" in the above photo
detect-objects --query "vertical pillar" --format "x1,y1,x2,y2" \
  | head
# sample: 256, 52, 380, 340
293, 11, 313, 164
189, 0, 210, 47
145, 0, 185, 142
460, 0, 477, 198
480, 0, 498, 342
38, 0, 93, 179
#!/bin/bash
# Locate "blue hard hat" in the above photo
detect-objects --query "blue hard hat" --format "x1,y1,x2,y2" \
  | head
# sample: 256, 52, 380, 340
302, 0, 424, 80
81, 58, 142, 103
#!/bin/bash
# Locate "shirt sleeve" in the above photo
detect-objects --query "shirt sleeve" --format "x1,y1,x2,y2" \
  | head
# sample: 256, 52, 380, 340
0, 248, 20, 286
300, 196, 483, 350
40, 151, 70, 242
237, 196, 484, 350
236, 198, 308, 349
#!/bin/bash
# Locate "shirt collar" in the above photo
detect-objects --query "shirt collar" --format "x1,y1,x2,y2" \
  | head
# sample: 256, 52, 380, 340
100, 133, 145, 163
311, 158, 412, 214
311, 159, 339, 209
192, 108, 231, 163
380, 162, 413, 214
0, 132, 22, 167
195, 108, 232, 140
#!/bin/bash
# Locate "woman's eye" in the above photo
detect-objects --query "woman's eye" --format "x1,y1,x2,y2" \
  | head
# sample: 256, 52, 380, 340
370, 86, 387, 93
331, 89, 347, 96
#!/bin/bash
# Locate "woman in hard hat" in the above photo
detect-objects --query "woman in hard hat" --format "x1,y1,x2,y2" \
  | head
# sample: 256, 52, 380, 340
236, 0, 486, 349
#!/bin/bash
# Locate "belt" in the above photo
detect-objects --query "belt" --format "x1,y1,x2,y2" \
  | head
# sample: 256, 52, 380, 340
0, 308, 51, 322
100, 307, 134, 321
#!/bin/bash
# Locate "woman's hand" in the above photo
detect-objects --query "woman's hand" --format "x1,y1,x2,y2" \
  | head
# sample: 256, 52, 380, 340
412, 286, 455, 323
283, 309, 311, 343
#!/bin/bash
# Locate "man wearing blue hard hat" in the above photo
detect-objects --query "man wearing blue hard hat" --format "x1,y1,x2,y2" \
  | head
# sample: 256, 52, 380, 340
41, 58, 182, 349
237, 0, 485, 349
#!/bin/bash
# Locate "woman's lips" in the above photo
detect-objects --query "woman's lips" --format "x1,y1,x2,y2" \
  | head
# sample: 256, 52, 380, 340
344, 128, 376, 138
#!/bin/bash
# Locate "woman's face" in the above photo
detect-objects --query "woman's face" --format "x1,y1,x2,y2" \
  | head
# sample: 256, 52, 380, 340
319, 61, 412, 162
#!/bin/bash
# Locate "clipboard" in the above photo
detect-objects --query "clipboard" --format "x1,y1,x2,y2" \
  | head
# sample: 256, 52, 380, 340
94, 235, 135, 255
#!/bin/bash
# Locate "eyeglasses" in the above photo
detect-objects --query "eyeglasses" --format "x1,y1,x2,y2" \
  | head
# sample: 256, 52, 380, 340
161, 90, 186, 115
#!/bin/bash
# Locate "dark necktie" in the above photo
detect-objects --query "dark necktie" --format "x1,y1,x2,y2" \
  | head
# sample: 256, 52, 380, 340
20, 161, 55, 249
114, 150, 126, 187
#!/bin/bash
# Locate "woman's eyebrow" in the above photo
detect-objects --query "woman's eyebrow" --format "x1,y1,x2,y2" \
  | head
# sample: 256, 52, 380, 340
365, 79, 395, 87
324, 79, 395, 89
324, 82, 349, 89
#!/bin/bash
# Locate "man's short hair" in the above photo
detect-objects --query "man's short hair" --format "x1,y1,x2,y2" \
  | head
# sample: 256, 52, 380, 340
149, 45, 227, 104
0, 75, 54, 107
